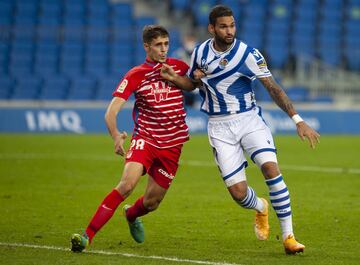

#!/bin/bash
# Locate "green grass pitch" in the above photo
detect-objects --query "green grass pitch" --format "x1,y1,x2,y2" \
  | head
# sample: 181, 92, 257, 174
0, 134, 359, 265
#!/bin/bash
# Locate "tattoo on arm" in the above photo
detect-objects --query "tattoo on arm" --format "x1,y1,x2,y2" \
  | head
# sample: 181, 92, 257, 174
259, 77, 296, 117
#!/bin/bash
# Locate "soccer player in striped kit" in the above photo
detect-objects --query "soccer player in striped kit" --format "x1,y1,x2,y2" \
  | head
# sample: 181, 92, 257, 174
160, 5, 320, 254
71, 25, 190, 252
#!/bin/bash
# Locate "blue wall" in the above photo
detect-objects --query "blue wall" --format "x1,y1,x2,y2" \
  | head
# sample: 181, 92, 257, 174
0, 106, 359, 134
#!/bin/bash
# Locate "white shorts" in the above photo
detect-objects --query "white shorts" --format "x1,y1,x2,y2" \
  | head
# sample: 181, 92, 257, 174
208, 107, 277, 187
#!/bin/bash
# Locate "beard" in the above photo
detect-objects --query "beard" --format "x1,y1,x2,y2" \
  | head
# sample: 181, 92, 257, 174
214, 33, 234, 47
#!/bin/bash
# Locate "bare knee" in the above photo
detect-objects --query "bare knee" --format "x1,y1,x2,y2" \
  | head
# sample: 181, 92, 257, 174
143, 197, 163, 212
116, 181, 135, 198
261, 162, 281, 179
228, 182, 248, 201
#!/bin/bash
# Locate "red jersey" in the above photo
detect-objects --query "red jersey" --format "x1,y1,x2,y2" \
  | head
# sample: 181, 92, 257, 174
113, 57, 190, 149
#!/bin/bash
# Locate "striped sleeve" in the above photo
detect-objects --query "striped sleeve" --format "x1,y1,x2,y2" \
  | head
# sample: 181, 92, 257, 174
245, 48, 272, 79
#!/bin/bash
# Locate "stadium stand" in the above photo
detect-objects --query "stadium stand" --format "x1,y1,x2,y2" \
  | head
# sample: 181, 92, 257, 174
0, 0, 359, 102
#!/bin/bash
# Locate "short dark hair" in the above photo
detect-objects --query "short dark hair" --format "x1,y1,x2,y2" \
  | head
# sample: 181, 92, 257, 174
142, 25, 169, 44
209, 5, 233, 25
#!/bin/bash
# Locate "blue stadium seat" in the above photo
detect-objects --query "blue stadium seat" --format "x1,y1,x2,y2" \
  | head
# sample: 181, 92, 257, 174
112, 27, 134, 41
345, 48, 360, 70
319, 47, 341, 66
291, 35, 316, 57
265, 45, 289, 69
135, 16, 158, 29
39, 0, 62, 16
67, 76, 96, 100
63, 26, 84, 42
111, 2, 133, 18
0, 42, 9, 65
96, 77, 120, 100
40, 76, 69, 100
15, 1, 38, 16
12, 25, 36, 41
38, 14, 61, 26
60, 56, 83, 77
12, 77, 42, 100
86, 27, 108, 41
37, 26, 60, 41
191, 0, 216, 26
10, 46, 34, 76
171, 0, 190, 11
34, 55, 58, 76
0, 77, 14, 99
61, 41, 84, 57
85, 42, 108, 57
285, 86, 310, 102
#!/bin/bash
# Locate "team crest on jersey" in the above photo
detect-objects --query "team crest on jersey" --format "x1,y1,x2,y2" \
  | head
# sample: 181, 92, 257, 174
150, 81, 171, 102
116, 79, 128, 93
219, 58, 228, 69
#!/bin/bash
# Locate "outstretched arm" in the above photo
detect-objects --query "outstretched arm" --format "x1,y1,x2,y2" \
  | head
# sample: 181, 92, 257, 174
160, 63, 200, 91
105, 97, 128, 156
259, 76, 320, 149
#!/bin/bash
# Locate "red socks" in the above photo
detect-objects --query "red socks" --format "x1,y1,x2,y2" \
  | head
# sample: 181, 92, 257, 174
125, 196, 149, 223
85, 189, 124, 242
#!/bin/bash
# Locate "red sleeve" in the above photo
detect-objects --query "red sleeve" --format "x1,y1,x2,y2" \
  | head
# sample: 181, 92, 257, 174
112, 69, 139, 100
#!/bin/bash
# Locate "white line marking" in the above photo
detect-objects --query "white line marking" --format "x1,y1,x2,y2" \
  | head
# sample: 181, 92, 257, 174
0, 153, 359, 175
0, 242, 241, 265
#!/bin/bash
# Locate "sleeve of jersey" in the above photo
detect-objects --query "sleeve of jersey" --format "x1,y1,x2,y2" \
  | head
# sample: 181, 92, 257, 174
245, 48, 272, 79
176, 59, 190, 76
112, 72, 137, 100
186, 48, 198, 79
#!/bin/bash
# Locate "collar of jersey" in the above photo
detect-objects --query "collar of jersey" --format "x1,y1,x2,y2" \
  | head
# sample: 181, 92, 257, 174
145, 58, 162, 68
210, 38, 237, 57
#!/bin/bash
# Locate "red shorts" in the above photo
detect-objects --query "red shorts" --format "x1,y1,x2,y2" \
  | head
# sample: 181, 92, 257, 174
125, 138, 183, 189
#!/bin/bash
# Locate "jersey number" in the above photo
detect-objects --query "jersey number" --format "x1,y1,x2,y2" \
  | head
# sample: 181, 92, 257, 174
130, 139, 145, 150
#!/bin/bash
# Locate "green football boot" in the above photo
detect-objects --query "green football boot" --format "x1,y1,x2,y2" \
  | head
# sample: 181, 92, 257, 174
123, 204, 145, 243
70, 233, 89, 252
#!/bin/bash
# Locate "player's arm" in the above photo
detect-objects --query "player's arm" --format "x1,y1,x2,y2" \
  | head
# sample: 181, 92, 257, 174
259, 76, 320, 149
104, 97, 128, 156
160, 63, 199, 91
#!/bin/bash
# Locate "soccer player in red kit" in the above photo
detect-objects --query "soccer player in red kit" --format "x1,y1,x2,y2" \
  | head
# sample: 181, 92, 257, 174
71, 25, 190, 252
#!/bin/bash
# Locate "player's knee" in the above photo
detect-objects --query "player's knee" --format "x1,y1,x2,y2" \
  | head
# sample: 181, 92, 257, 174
117, 181, 135, 198
228, 182, 248, 201
143, 197, 162, 212
261, 162, 280, 179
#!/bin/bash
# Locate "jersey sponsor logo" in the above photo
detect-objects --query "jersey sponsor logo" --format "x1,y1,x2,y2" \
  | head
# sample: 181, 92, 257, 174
219, 58, 228, 69
251, 49, 263, 61
150, 81, 171, 102
116, 79, 128, 93
200, 58, 208, 72
158, 168, 174, 180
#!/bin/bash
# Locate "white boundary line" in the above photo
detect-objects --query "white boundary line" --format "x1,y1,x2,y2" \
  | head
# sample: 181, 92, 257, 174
0, 242, 241, 265
0, 153, 359, 175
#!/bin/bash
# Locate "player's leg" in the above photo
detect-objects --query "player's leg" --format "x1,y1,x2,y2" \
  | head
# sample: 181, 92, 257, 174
123, 145, 181, 243
71, 162, 144, 252
208, 131, 268, 240
260, 161, 305, 254
244, 111, 304, 253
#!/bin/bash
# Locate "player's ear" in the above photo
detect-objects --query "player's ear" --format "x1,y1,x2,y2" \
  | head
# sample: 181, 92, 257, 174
143, 42, 150, 52
208, 24, 215, 35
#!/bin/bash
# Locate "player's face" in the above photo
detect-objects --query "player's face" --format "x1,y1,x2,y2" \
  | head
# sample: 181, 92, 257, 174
144, 36, 169, 63
209, 16, 236, 47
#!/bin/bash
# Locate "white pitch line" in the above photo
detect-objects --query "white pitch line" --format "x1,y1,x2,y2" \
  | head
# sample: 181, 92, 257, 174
0, 152, 359, 175
0, 242, 241, 265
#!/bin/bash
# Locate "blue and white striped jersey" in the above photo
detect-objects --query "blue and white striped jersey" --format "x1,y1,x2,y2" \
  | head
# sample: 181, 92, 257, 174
188, 38, 272, 115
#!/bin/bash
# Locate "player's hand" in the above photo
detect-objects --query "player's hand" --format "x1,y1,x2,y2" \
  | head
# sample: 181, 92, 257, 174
114, 131, 127, 156
296, 122, 320, 149
160, 63, 176, 81
193, 69, 206, 80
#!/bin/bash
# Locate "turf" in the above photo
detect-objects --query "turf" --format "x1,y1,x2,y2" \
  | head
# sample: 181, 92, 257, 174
0, 134, 359, 265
